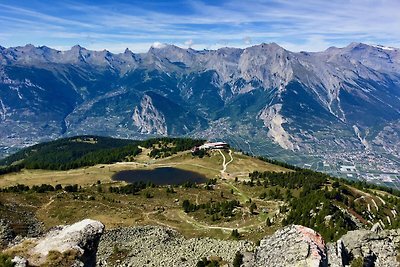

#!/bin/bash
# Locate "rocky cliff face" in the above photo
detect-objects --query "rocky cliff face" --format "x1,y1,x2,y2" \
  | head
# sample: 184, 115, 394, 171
132, 94, 168, 135
95, 224, 400, 266
0, 43, 400, 173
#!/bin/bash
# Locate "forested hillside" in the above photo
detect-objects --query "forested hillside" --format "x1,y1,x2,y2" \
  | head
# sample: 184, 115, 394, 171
0, 136, 204, 171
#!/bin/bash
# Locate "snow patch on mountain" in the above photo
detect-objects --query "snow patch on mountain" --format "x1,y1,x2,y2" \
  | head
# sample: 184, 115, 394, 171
372, 44, 396, 51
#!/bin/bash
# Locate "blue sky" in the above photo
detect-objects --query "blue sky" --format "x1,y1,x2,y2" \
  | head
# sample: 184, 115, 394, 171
0, 0, 399, 52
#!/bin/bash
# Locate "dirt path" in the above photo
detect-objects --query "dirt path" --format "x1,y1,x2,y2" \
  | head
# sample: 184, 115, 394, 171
40, 191, 65, 210
218, 149, 234, 177
225, 182, 250, 203
226, 150, 234, 168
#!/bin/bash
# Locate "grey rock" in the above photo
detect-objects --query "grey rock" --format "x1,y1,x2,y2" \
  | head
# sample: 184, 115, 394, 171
32, 219, 104, 266
7, 219, 104, 267
249, 225, 327, 267
337, 229, 400, 267
246, 225, 400, 267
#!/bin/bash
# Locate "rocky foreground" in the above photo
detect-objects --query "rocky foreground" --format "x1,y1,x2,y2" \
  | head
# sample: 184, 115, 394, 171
96, 226, 252, 266
1, 219, 399, 266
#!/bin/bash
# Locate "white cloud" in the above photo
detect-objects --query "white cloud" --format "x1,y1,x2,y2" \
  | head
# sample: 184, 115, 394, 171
151, 42, 167, 49
1, 0, 400, 52
184, 39, 194, 48
279, 35, 333, 52
243, 36, 252, 45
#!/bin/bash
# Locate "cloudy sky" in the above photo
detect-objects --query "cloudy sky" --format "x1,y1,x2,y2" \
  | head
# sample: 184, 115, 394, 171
0, 0, 399, 53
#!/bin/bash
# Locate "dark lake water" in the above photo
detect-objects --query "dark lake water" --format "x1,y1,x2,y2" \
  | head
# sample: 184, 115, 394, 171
112, 167, 207, 185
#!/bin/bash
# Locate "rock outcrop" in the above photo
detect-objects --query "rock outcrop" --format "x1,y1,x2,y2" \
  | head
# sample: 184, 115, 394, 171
328, 228, 400, 267
248, 225, 327, 267
247, 225, 400, 267
6, 219, 104, 267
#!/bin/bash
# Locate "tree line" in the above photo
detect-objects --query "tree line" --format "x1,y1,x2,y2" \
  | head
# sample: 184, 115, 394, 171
249, 169, 328, 190
0, 136, 205, 172
182, 199, 240, 218
0, 183, 79, 193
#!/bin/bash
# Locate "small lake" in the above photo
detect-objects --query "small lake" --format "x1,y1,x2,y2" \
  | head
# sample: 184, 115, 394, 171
112, 167, 207, 185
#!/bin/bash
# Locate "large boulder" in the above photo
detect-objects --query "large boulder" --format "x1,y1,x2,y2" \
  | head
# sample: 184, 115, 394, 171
328, 228, 400, 267
6, 219, 104, 267
32, 219, 104, 266
250, 225, 327, 267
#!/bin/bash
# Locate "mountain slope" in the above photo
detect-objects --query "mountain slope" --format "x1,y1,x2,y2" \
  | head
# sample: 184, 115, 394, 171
1, 43, 400, 183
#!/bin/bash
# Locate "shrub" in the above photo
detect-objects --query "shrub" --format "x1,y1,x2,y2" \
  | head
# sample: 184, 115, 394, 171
350, 257, 364, 267
231, 229, 240, 240
232, 251, 244, 267
0, 253, 14, 267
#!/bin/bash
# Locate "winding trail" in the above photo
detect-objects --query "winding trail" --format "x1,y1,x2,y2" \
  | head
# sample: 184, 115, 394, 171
218, 149, 234, 175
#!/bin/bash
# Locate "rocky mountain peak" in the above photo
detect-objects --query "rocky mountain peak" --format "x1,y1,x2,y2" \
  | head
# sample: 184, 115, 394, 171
124, 47, 133, 54
70, 44, 85, 52
20, 44, 36, 51
238, 42, 295, 88
346, 42, 370, 50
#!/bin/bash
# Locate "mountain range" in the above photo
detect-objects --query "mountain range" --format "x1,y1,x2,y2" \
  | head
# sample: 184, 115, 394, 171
0, 42, 399, 180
